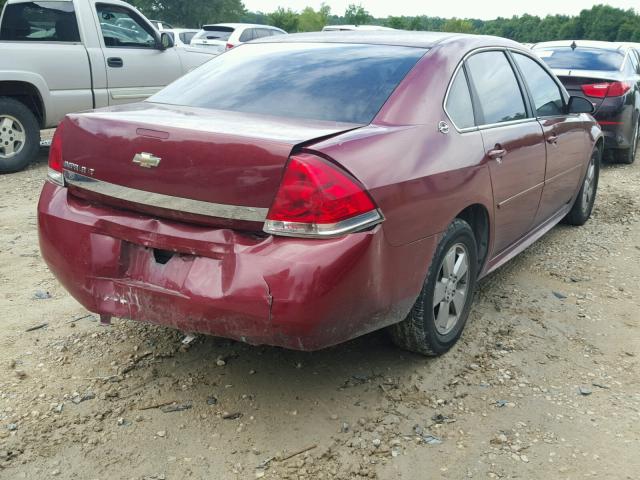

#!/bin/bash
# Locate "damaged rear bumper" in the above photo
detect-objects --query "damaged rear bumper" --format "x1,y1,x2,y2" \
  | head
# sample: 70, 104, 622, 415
38, 183, 437, 350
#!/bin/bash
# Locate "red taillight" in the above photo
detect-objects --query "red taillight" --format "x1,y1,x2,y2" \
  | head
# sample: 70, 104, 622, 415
581, 81, 631, 98
225, 43, 234, 50
264, 153, 382, 237
47, 123, 64, 186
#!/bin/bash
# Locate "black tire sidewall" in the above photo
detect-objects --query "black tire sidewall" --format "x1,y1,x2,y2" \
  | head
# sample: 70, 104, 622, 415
420, 221, 478, 353
581, 149, 600, 217
0, 98, 40, 174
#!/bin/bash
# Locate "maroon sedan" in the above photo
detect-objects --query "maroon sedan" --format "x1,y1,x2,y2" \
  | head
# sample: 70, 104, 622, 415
38, 32, 602, 355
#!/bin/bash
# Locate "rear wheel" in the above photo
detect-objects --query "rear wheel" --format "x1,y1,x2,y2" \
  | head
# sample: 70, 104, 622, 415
565, 147, 600, 226
0, 97, 40, 174
614, 118, 638, 164
389, 219, 478, 356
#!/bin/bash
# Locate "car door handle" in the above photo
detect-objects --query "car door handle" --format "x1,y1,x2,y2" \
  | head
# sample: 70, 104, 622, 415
488, 148, 507, 160
107, 57, 123, 68
547, 134, 559, 144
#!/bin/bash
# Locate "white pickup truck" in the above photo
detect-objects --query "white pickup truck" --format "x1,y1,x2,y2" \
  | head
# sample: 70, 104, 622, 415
0, 0, 216, 172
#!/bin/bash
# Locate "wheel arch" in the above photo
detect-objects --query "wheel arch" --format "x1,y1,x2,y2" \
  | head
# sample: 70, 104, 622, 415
454, 203, 491, 274
0, 80, 46, 128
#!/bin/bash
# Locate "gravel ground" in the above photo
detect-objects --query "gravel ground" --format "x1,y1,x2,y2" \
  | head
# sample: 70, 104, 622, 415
0, 144, 638, 480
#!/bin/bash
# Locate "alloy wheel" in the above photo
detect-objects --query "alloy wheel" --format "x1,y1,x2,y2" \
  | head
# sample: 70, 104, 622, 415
0, 115, 26, 159
433, 243, 470, 335
581, 155, 596, 212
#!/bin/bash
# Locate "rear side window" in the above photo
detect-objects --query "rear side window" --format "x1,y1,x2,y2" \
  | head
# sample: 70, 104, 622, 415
0, 1, 80, 42
466, 51, 527, 125
445, 69, 475, 129
535, 47, 624, 71
239, 28, 254, 42
255, 28, 275, 39
200, 26, 234, 41
151, 43, 427, 124
513, 53, 564, 117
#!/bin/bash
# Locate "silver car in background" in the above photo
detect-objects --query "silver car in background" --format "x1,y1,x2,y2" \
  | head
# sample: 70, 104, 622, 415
164, 28, 199, 48
190, 23, 286, 54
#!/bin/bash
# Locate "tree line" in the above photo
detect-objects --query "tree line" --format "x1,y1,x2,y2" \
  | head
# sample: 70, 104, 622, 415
132, 2, 640, 43
1, 0, 639, 43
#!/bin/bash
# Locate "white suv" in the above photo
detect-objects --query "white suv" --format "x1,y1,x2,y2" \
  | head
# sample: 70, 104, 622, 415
191, 23, 286, 54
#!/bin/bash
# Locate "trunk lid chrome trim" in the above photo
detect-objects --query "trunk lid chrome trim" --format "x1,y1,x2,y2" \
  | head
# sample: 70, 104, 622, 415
63, 170, 268, 222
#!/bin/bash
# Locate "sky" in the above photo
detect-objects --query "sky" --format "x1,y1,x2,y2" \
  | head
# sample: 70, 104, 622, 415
242, 0, 638, 20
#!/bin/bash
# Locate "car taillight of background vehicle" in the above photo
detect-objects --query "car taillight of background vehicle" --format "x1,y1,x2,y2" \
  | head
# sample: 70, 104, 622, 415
581, 81, 631, 98
225, 43, 234, 50
263, 153, 383, 238
47, 123, 64, 186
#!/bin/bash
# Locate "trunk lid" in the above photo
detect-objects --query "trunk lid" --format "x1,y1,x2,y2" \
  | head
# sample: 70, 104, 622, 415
190, 38, 226, 54
553, 68, 623, 112
61, 102, 361, 228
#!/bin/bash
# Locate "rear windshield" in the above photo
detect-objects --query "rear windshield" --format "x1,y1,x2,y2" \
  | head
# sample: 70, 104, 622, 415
193, 26, 234, 41
151, 43, 426, 124
535, 47, 624, 71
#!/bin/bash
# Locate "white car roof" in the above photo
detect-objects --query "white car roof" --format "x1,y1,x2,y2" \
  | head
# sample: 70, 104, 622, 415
165, 29, 199, 34
202, 23, 284, 31
322, 25, 395, 31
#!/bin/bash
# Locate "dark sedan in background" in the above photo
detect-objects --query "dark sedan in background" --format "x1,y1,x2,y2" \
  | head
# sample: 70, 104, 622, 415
533, 40, 640, 163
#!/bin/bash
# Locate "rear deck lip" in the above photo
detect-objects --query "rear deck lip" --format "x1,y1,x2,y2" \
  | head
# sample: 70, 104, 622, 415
63, 170, 269, 222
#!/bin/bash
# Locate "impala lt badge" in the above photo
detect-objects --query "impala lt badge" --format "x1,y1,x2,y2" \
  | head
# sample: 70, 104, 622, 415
133, 152, 161, 168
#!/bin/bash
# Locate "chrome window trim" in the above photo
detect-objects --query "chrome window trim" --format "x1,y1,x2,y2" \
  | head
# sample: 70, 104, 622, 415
444, 46, 530, 133
263, 209, 384, 239
63, 170, 269, 222
444, 46, 580, 132
477, 117, 538, 130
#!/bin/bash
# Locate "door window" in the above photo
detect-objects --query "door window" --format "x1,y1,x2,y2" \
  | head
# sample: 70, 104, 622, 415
96, 4, 156, 48
513, 53, 564, 117
0, 1, 80, 42
625, 50, 640, 75
445, 69, 475, 129
466, 51, 527, 125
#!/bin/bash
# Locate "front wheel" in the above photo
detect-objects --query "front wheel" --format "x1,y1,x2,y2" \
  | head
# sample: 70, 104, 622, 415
565, 147, 600, 226
0, 97, 41, 174
389, 219, 478, 356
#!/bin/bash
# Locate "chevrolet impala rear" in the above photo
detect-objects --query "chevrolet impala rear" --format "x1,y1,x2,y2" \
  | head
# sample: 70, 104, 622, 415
38, 38, 435, 351
38, 33, 600, 354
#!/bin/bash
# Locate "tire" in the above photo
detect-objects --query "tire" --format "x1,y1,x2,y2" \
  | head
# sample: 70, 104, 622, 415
389, 219, 478, 356
565, 147, 600, 226
0, 97, 40, 174
614, 118, 638, 165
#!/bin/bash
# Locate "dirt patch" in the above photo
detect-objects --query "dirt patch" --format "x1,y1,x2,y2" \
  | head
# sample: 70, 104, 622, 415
0, 148, 639, 479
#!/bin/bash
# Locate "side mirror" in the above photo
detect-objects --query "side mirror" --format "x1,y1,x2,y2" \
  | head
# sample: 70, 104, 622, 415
157, 32, 174, 50
567, 96, 595, 114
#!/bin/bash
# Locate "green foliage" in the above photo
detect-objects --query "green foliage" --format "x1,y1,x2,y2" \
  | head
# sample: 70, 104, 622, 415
344, 4, 371, 25
267, 7, 299, 33
0, 0, 6, 14
298, 4, 330, 32
442, 18, 475, 34
128, 0, 245, 28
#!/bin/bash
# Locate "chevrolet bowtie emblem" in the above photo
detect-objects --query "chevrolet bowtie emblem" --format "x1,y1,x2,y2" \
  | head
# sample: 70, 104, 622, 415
132, 152, 161, 168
